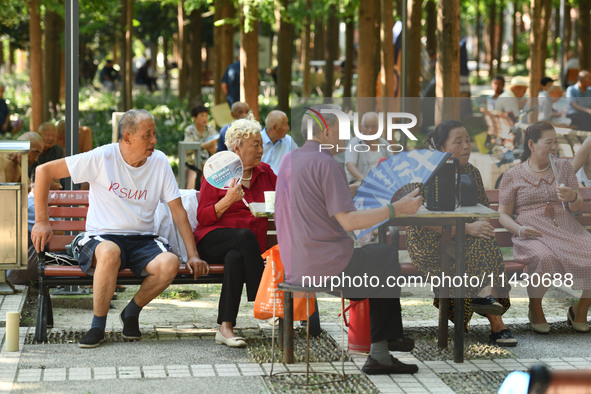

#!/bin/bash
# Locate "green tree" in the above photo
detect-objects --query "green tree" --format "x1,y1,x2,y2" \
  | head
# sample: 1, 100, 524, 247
29, 0, 43, 132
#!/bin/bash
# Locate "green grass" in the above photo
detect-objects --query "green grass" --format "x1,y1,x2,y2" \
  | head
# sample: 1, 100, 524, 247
157, 288, 201, 301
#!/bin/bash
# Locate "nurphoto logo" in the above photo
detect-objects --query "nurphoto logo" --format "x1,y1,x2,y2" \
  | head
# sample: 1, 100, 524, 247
304, 107, 418, 153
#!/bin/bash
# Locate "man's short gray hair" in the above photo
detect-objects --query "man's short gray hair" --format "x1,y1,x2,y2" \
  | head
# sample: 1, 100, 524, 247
38, 121, 56, 135
300, 104, 340, 139
361, 111, 378, 126
118, 109, 154, 140
225, 113, 261, 151
265, 110, 286, 129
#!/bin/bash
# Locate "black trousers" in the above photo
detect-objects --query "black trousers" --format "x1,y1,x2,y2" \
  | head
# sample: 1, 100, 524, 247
568, 111, 591, 131
343, 243, 404, 343
197, 228, 264, 326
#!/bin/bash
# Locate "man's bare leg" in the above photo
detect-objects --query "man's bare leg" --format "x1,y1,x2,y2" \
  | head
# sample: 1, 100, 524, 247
133, 252, 179, 306
79, 241, 121, 348
120, 252, 179, 340
92, 241, 121, 315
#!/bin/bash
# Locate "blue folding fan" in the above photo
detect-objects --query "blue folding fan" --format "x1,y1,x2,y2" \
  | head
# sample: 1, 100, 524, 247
352, 149, 451, 238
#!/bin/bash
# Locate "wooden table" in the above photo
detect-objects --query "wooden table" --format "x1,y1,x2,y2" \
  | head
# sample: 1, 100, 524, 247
389, 204, 499, 363
254, 202, 498, 363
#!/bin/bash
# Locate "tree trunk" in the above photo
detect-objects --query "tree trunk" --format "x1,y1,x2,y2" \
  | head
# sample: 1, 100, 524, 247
530, 0, 543, 101
214, 0, 235, 105
488, 0, 496, 78
435, 0, 460, 122
60, 49, 65, 101
343, 18, 354, 98
512, 3, 517, 63
313, 19, 325, 60
272, 8, 280, 78
178, 2, 187, 100
221, 2, 236, 104
0, 41, 3, 69
520, 3, 526, 34
277, 0, 294, 111
43, 9, 62, 121
7, 43, 15, 73
372, 0, 381, 92
173, 33, 179, 64
125, 0, 133, 109
426, 0, 437, 59
29, 0, 43, 132
112, 40, 118, 65
565, 3, 572, 55
357, 0, 377, 98
325, 6, 338, 98
573, 7, 579, 58
475, 0, 481, 77
213, 3, 223, 104
302, 1, 312, 97
540, 0, 552, 74
495, 2, 503, 76
407, 0, 423, 98
580, 0, 591, 71
79, 35, 87, 83
553, 3, 560, 61
395, 0, 402, 18
189, 8, 203, 108
240, 12, 259, 119
120, 0, 133, 111
380, 0, 394, 98
163, 37, 169, 82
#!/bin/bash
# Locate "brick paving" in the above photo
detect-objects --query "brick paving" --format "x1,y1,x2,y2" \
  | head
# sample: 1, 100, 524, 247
2, 288, 591, 393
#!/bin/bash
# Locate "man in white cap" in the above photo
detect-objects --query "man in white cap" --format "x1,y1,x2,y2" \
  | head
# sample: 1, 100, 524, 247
495, 76, 528, 122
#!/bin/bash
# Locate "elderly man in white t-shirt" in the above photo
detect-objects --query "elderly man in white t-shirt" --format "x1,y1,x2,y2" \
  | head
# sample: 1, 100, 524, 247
495, 76, 528, 121
31, 109, 208, 348
345, 112, 393, 184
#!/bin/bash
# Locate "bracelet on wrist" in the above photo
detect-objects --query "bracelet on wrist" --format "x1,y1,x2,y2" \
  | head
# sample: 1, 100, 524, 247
518, 226, 524, 237
387, 203, 396, 220
568, 192, 579, 204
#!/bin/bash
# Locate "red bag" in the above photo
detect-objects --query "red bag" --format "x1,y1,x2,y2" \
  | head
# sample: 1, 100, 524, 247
254, 245, 316, 320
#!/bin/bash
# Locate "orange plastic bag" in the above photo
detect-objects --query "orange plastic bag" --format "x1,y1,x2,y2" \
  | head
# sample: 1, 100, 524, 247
254, 245, 316, 320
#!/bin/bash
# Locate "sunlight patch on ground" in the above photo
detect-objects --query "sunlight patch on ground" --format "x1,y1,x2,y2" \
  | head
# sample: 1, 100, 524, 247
148, 299, 218, 308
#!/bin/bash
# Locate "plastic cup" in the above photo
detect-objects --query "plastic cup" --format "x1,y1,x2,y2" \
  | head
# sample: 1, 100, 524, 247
264, 191, 276, 211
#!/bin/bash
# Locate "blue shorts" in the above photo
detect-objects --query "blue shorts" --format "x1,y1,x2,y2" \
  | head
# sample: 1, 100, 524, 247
77, 234, 173, 277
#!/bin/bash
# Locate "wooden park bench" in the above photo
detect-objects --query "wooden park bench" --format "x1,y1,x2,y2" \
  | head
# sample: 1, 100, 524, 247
34, 190, 277, 342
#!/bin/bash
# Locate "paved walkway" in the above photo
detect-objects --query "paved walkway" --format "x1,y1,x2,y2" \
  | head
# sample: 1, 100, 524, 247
1, 287, 591, 393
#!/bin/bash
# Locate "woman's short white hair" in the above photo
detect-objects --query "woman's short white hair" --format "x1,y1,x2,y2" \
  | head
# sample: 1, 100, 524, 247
224, 112, 261, 151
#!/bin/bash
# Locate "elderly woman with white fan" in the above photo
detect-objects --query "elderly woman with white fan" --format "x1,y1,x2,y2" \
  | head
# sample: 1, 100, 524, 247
499, 121, 591, 333
193, 114, 277, 348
